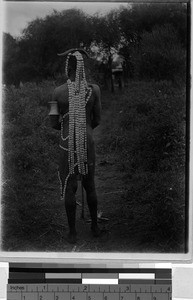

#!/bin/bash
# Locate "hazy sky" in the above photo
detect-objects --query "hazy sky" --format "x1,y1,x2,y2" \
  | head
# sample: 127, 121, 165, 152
2, 2, 129, 37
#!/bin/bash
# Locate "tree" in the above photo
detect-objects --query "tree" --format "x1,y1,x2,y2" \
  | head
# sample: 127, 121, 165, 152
3, 33, 19, 85
119, 3, 187, 42
20, 9, 94, 79
118, 3, 187, 81
91, 11, 121, 92
4, 9, 94, 84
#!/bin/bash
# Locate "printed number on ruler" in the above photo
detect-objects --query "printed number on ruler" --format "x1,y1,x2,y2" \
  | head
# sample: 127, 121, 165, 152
7, 284, 172, 300
7, 292, 171, 300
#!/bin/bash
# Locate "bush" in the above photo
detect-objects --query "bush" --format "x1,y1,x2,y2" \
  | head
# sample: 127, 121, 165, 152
2, 81, 61, 248
101, 80, 186, 251
131, 24, 186, 82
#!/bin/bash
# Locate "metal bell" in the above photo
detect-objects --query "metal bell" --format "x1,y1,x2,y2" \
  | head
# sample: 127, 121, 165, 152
48, 101, 59, 115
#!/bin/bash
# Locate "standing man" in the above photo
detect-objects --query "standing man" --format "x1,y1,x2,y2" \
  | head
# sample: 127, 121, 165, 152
49, 49, 102, 244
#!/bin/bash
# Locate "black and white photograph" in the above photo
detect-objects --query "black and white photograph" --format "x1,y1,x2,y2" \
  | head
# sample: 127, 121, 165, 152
1, 0, 190, 255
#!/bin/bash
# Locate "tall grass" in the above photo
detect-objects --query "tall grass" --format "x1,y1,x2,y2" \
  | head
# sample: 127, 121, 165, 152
1, 81, 63, 250
101, 80, 186, 252
1, 79, 186, 252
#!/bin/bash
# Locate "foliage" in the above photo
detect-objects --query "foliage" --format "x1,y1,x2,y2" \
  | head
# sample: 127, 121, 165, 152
118, 3, 187, 80
131, 24, 186, 81
3, 9, 94, 85
118, 3, 187, 46
3, 4, 188, 87
20, 9, 93, 78
2, 81, 61, 247
92, 11, 120, 50
101, 80, 186, 251
1, 78, 186, 252
91, 11, 121, 92
3, 33, 19, 85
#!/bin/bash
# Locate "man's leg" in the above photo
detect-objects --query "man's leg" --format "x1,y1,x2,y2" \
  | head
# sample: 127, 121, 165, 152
82, 164, 100, 237
65, 174, 78, 243
58, 149, 78, 243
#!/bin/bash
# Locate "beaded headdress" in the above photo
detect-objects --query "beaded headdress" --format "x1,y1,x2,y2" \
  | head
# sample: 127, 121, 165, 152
64, 50, 92, 176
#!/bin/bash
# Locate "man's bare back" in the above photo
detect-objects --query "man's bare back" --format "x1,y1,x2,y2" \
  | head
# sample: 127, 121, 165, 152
52, 82, 101, 130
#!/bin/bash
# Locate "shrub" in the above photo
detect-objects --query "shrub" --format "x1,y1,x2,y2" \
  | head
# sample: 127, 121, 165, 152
2, 81, 60, 248
131, 24, 186, 82
101, 80, 186, 251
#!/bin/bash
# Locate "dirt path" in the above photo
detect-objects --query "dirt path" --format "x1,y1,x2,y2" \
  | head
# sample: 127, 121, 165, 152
69, 109, 127, 252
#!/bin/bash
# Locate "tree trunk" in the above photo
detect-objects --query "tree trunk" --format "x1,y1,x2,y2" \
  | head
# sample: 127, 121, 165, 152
108, 55, 114, 93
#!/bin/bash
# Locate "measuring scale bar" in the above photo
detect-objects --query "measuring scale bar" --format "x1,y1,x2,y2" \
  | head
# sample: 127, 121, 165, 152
8, 266, 172, 300
7, 283, 172, 300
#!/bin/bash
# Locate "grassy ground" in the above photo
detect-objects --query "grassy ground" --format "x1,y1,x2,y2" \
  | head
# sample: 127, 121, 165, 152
1, 80, 186, 252
98, 81, 186, 252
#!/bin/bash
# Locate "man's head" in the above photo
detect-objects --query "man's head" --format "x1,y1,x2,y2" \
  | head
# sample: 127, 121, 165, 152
65, 51, 86, 84
58, 48, 89, 80
67, 55, 77, 77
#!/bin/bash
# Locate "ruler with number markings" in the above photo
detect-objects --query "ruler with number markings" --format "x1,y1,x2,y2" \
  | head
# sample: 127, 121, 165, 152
7, 283, 172, 300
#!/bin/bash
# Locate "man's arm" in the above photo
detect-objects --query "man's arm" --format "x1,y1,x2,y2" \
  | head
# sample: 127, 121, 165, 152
49, 89, 61, 130
91, 84, 102, 129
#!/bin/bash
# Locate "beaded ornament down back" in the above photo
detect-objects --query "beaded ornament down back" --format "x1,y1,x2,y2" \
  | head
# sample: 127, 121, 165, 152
65, 51, 92, 175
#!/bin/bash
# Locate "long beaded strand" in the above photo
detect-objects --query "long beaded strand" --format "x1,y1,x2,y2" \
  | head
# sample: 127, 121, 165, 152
65, 51, 92, 176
